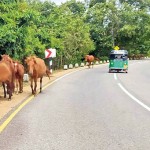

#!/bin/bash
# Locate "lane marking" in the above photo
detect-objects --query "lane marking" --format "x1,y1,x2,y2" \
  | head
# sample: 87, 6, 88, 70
118, 83, 150, 111
0, 69, 84, 134
114, 73, 117, 80
0, 95, 34, 133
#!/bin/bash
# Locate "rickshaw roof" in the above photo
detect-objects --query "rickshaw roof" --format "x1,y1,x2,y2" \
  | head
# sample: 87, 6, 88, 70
110, 50, 128, 55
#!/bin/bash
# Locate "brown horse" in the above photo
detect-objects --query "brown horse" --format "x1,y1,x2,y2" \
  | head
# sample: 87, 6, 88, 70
13, 61, 24, 94
1, 55, 25, 95
25, 55, 50, 95
85, 55, 95, 68
0, 55, 15, 100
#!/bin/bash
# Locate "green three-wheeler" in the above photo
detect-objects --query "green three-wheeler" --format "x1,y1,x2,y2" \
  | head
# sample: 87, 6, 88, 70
109, 50, 128, 73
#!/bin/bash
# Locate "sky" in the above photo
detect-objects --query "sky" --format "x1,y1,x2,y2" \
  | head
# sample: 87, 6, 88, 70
41, 0, 83, 5
41, 0, 70, 5
51, 0, 67, 5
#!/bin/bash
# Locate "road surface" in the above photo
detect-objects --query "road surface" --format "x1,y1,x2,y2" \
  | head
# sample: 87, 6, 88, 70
0, 60, 150, 150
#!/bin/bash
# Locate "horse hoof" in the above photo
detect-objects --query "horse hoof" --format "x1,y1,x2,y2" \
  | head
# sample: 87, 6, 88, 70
32, 91, 36, 95
33, 93, 37, 96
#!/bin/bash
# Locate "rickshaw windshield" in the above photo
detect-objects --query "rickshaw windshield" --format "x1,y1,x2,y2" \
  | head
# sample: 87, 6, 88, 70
110, 54, 128, 60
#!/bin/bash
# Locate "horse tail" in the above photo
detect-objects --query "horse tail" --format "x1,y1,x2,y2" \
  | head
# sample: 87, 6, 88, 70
94, 57, 99, 61
11, 65, 15, 93
46, 67, 51, 80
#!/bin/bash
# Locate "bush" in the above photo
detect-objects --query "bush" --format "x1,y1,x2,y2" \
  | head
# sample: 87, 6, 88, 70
100, 56, 109, 61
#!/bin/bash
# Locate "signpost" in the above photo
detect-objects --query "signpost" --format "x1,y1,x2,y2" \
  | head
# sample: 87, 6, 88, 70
45, 48, 56, 73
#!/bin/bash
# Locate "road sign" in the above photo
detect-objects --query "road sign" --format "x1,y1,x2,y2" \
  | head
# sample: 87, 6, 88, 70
114, 46, 119, 50
45, 48, 56, 58
45, 49, 52, 58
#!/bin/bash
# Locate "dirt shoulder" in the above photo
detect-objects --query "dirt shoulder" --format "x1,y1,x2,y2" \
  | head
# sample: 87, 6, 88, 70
0, 66, 86, 121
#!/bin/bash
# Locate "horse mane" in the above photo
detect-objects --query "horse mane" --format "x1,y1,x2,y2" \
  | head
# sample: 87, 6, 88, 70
1, 54, 14, 70
26, 55, 38, 60
1, 54, 13, 64
13, 60, 22, 64
25, 55, 36, 63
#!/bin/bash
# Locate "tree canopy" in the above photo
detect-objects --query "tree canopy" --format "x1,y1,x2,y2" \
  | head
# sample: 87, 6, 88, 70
0, 0, 150, 68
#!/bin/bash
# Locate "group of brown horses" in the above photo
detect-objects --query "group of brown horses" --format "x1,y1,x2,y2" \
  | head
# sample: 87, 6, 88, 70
0, 54, 96, 100
0, 55, 50, 100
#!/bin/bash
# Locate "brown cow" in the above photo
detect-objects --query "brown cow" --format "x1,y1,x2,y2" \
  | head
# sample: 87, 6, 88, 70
85, 55, 95, 68
25, 55, 50, 95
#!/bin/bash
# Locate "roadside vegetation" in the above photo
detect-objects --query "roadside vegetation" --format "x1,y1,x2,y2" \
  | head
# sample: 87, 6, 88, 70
0, 0, 150, 69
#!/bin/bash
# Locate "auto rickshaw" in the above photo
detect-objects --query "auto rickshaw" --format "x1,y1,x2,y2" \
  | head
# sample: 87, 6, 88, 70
109, 50, 128, 73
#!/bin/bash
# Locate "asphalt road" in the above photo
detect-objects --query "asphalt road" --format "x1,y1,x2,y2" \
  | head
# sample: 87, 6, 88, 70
0, 60, 150, 150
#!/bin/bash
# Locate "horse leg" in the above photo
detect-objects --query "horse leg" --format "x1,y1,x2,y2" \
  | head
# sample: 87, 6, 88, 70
40, 77, 43, 93
92, 62, 94, 68
7, 82, 12, 100
2, 82, 6, 98
19, 78, 23, 93
21, 77, 24, 92
30, 78, 34, 95
18, 79, 21, 93
33, 78, 37, 95
89, 62, 91, 68
15, 79, 19, 95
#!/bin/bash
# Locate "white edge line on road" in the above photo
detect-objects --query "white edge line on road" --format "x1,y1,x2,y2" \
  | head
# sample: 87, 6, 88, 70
0, 69, 83, 133
118, 83, 150, 112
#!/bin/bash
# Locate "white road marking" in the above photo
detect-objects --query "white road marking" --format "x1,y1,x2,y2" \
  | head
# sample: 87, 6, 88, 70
118, 83, 150, 111
114, 73, 117, 80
